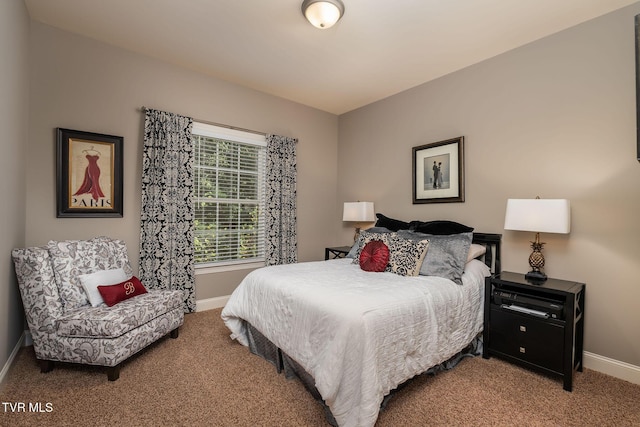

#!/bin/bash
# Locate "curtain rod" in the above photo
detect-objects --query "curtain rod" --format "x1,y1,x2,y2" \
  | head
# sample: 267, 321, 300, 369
140, 106, 266, 137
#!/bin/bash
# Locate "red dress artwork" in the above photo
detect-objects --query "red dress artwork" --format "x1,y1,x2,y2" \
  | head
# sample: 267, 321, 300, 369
73, 155, 105, 201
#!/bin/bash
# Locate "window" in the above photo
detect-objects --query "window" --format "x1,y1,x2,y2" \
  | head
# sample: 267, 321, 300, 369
192, 122, 266, 268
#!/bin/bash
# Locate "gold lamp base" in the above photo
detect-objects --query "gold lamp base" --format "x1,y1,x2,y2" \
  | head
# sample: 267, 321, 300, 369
525, 232, 547, 283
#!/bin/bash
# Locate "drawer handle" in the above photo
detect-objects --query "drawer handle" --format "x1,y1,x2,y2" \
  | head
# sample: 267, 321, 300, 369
519, 325, 527, 332
519, 346, 526, 354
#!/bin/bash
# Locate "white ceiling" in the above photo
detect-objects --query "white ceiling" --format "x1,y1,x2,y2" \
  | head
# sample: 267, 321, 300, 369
24, 0, 637, 115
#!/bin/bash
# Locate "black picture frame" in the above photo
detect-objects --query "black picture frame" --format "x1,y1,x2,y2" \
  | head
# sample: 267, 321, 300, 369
412, 136, 465, 204
56, 128, 123, 218
635, 14, 640, 161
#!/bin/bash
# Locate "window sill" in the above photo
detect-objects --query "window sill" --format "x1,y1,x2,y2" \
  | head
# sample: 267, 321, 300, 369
195, 261, 264, 275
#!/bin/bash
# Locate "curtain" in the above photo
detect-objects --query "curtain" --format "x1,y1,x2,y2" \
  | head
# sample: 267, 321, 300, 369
139, 108, 195, 313
265, 134, 298, 266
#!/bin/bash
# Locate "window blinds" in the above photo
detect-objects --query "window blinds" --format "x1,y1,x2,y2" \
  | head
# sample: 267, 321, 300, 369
192, 123, 266, 266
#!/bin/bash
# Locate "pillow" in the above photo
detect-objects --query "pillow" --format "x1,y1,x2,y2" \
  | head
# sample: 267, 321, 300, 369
398, 230, 472, 284
78, 268, 130, 307
410, 220, 474, 235
349, 229, 394, 262
364, 226, 393, 234
359, 240, 390, 272
374, 213, 411, 232
466, 243, 487, 263
98, 276, 148, 307
384, 233, 430, 277
346, 227, 392, 258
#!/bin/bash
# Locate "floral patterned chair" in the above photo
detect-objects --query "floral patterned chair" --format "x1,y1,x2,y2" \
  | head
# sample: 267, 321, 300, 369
12, 236, 184, 381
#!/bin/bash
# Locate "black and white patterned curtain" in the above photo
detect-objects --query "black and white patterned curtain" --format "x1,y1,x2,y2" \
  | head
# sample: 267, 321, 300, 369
139, 108, 195, 312
265, 134, 298, 265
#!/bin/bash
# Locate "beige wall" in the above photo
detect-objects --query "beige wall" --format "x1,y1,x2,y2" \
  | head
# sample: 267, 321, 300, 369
27, 22, 340, 302
0, 0, 29, 373
339, 4, 640, 366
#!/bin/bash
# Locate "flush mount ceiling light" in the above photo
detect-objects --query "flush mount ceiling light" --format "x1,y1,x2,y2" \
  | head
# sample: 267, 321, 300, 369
301, 0, 345, 29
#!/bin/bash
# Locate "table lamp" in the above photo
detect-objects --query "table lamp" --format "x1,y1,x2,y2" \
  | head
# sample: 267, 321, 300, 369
343, 202, 375, 242
504, 198, 570, 282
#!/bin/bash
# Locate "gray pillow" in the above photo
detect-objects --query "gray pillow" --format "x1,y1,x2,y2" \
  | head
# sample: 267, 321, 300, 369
397, 230, 472, 285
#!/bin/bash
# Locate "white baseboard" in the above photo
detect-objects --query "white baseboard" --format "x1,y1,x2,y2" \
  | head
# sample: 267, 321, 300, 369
0, 331, 25, 385
195, 295, 230, 312
583, 351, 640, 385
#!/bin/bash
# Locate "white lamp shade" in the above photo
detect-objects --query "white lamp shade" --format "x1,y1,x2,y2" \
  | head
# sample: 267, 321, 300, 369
504, 199, 571, 234
343, 202, 375, 222
302, 0, 344, 29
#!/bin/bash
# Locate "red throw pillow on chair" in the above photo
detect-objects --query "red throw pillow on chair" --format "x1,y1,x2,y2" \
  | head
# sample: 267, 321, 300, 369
359, 240, 390, 272
98, 276, 148, 307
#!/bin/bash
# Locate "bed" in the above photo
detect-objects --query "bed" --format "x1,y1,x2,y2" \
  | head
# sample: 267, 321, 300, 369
222, 219, 501, 427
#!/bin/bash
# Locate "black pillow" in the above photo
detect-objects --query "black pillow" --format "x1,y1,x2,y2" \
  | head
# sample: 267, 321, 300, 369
374, 213, 411, 232
410, 220, 474, 235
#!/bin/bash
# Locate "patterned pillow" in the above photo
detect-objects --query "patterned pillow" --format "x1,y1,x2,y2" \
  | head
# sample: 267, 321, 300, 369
384, 233, 430, 277
350, 230, 392, 264
346, 227, 393, 259
359, 240, 390, 272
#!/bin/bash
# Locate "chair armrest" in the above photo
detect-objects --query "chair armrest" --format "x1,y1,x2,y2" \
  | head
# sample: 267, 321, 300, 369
12, 247, 64, 332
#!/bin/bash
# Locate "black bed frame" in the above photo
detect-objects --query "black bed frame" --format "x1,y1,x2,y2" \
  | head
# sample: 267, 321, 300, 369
472, 232, 502, 275
245, 232, 502, 426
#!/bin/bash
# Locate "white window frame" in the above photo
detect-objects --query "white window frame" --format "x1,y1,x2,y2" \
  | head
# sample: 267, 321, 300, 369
192, 122, 267, 273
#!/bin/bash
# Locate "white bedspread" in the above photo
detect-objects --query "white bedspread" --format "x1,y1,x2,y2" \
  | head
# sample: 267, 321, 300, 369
221, 258, 489, 427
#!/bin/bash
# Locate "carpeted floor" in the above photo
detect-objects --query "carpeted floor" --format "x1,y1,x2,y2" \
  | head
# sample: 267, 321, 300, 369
1, 308, 639, 427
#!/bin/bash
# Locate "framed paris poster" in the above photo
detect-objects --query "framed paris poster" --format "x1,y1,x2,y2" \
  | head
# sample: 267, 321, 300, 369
56, 128, 123, 218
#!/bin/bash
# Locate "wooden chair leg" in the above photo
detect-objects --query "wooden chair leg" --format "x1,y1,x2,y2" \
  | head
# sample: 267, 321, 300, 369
107, 365, 120, 381
39, 360, 54, 373
170, 328, 179, 339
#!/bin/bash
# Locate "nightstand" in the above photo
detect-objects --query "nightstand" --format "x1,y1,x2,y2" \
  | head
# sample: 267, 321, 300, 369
325, 246, 351, 260
483, 271, 585, 391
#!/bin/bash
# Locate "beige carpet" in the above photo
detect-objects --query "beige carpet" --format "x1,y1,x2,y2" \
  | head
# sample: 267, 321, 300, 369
1, 308, 639, 427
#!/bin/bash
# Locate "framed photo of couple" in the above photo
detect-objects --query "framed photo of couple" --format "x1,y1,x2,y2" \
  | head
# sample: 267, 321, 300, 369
412, 136, 464, 204
56, 128, 123, 218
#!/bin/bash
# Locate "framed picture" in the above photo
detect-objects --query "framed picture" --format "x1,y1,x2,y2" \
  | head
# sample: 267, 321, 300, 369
412, 136, 465, 204
56, 128, 123, 218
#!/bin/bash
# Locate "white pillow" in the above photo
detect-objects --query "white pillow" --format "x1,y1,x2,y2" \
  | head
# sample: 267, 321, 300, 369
78, 268, 129, 307
466, 243, 487, 263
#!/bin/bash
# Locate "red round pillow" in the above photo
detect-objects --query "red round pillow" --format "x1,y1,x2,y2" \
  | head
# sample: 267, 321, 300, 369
359, 240, 390, 272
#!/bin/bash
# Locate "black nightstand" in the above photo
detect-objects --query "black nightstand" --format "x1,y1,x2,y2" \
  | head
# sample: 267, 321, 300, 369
325, 246, 351, 260
483, 271, 585, 391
